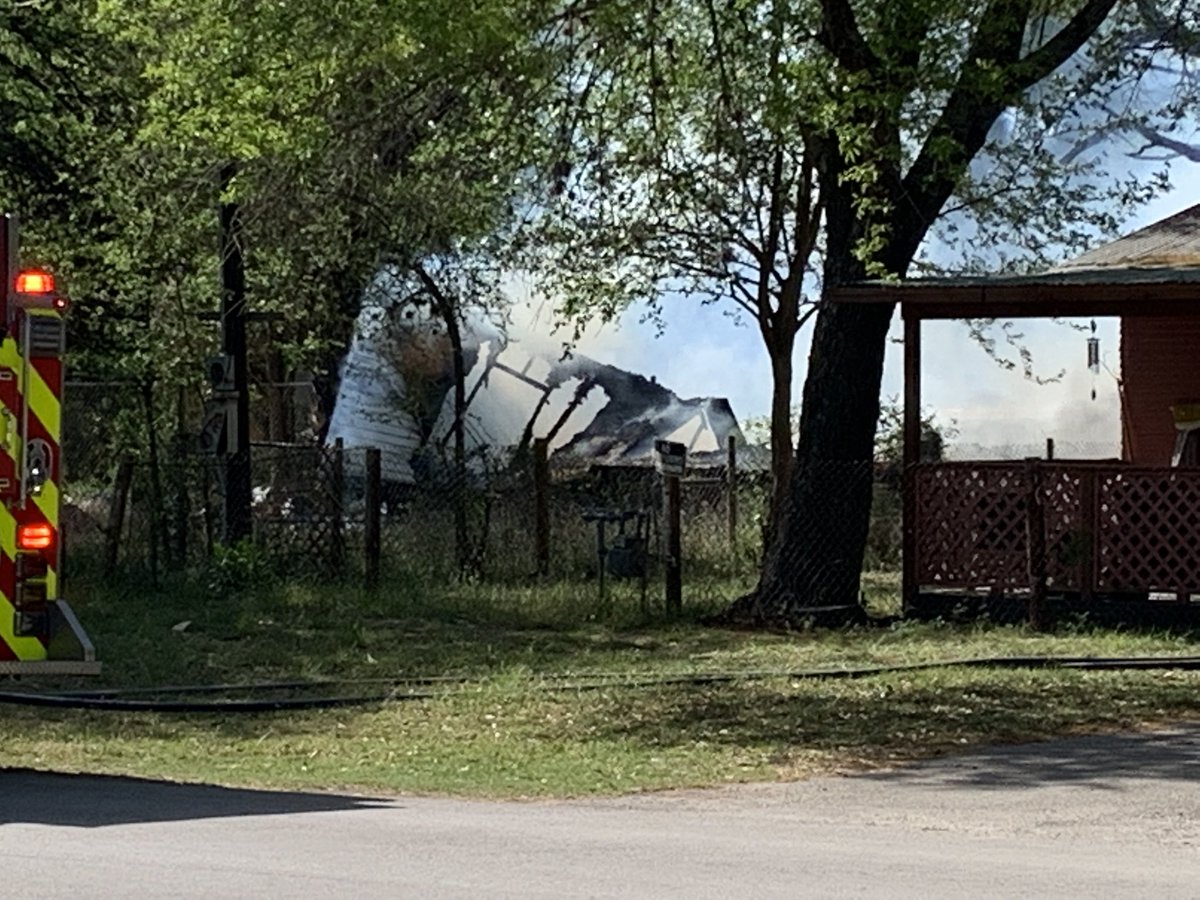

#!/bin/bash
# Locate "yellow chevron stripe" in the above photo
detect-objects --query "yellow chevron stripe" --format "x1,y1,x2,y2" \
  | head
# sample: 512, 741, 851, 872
33, 477, 59, 601
33, 478, 59, 528
0, 492, 17, 562
0, 338, 22, 475
25, 362, 60, 440
0, 336, 19, 373
31, 349, 61, 605
23, 314, 62, 605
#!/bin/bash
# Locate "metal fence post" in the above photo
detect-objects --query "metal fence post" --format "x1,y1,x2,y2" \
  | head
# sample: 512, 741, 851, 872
664, 473, 682, 617
329, 438, 345, 576
364, 447, 381, 587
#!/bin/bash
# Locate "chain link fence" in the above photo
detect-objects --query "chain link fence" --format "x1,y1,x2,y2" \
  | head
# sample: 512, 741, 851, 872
60, 374, 1177, 628
62, 435, 906, 621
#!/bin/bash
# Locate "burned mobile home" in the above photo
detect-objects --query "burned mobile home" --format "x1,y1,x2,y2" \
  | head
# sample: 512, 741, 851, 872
326, 290, 758, 494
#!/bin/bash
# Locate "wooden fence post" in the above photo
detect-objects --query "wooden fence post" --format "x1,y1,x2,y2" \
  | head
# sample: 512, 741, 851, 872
533, 437, 550, 576
726, 435, 737, 551
104, 458, 135, 577
328, 438, 345, 576
364, 447, 381, 588
1025, 458, 1048, 630
664, 473, 682, 617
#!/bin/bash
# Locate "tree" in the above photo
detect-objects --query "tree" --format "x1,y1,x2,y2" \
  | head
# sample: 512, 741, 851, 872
0, 2, 129, 215
367, 252, 515, 577
0, 0, 565, 562
730, 0, 1193, 624
874, 399, 953, 473
545, 0, 1194, 625
76, 0, 565, 427
537, 0, 823, 529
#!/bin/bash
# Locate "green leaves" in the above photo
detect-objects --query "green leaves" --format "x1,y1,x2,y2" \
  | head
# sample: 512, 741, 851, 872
41, 0, 563, 397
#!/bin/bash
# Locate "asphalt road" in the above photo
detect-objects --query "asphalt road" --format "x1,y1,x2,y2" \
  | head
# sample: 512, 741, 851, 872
5, 725, 1200, 898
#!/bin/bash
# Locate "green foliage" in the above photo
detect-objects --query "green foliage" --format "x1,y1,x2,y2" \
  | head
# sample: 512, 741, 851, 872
530, 0, 829, 497
874, 397, 956, 467
0, 0, 568, 462
744, 398, 954, 466
529, 0, 1200, 528
203, 539, 275, 595
134, 0, 533, 356
542, 1, 1194, 298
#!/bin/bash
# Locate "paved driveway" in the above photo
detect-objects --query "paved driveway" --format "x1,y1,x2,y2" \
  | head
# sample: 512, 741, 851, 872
5, 724, 1199, 897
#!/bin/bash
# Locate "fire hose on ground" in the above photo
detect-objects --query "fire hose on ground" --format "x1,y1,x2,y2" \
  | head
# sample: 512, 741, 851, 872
3, 654, 1200, 713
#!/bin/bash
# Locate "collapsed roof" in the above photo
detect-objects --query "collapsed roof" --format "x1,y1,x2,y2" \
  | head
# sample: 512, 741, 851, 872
329, 316, 754, 482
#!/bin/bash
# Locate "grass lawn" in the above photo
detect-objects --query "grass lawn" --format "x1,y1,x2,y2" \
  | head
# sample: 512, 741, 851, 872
4, 570, 1200, 798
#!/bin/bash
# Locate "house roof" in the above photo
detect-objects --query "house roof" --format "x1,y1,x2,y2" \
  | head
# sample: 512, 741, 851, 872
552, 393, 750, 470
331, 269, 761, 482
1053, 203, 1200, 272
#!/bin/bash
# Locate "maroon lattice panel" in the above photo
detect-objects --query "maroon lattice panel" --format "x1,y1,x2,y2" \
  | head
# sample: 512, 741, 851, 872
914, 463, 1086, 592
1039, 465, 1088, 591
1095, 469, 1200, 595
914, 464, 1029, 589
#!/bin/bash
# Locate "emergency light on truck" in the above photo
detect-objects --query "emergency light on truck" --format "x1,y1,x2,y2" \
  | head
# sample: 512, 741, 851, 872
14, 267, 67, 310
17, 522, 54, 551
16, 269, 53, 294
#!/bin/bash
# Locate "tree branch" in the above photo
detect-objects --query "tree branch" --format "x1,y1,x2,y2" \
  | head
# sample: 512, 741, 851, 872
1013, 0, 1121, 91
1131, 123, 1200, 161
816, 0, 880, 73
896, 0, 1118, 262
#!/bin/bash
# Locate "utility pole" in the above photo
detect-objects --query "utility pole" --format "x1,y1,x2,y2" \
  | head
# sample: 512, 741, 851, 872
219, 164, 252, 542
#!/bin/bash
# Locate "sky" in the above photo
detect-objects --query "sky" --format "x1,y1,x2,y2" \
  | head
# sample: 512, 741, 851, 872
502, 172, 1200, 459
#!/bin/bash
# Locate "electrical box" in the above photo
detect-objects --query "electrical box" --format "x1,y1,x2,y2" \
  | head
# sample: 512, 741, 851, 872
206, 354, 236, 395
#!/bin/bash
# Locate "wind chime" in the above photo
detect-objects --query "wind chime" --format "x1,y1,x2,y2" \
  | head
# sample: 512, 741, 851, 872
1087, 320, 1100, 401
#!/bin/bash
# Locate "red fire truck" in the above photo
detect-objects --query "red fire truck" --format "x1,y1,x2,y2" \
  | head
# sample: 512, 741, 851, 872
0, 213, 96, 674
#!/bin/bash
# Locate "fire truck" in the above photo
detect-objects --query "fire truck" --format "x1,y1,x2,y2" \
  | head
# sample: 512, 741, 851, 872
0, 213, 96, 675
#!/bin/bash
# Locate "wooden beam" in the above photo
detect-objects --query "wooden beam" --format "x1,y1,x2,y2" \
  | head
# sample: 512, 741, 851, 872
832, 280, 1200, 320
902, 313, 921, 616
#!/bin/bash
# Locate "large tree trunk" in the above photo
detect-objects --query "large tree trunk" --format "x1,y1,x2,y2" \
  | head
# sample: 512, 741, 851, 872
712, 0, 1117, 628
725, 164, 897, 626
766, 332, 795, 537
728, 299, 893, 624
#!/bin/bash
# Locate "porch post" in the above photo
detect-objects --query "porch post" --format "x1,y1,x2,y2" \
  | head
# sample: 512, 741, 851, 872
902, 311, 921, 615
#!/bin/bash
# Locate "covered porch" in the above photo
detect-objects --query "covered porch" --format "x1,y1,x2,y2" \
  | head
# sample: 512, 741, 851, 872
835, 258, 1200, 622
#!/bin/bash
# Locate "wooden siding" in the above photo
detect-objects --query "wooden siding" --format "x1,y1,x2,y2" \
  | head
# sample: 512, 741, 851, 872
1121, 315, 1200, 465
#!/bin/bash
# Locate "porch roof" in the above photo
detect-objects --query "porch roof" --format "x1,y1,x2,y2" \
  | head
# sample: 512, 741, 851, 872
832, 203, 1200, 320
831, 266, 1200, 319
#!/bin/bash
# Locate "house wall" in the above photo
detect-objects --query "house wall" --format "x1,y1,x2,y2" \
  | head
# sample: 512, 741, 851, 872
1121, 315, 1200, 464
